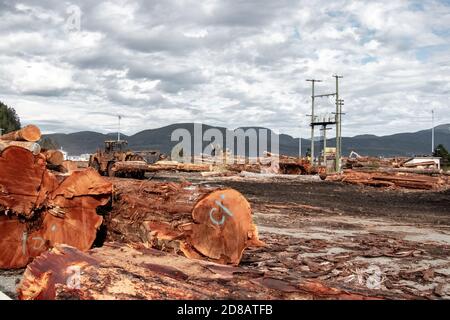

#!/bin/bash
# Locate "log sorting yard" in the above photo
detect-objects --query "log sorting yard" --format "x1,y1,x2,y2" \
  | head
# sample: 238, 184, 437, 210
0, 125, 450, 300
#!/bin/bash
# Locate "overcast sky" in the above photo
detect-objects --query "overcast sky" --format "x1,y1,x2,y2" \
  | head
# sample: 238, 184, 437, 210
0, 0, 449, 137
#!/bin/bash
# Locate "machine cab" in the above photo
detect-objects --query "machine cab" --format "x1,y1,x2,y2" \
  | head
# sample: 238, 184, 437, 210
104, 140, 128, 154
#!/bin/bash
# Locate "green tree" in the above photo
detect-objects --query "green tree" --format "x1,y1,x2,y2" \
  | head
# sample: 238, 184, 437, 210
433, 144, 450, 166
0, 101, 21, 135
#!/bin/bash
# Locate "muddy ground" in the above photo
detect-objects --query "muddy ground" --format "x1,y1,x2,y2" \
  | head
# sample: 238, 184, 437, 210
2, 173, 449, 299
157, 173, 450, 299
211, 176, 450, 299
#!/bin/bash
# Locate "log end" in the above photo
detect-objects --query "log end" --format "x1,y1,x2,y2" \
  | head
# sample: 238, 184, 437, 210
21, 125, 42, 142
189, 188, 264, 265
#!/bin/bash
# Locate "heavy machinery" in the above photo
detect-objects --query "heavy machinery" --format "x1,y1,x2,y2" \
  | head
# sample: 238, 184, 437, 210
89, 140, 161, 178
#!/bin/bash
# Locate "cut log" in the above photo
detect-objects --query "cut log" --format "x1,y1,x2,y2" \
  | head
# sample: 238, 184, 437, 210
18, 243, 382, 300
326, 170, 449, 190
0, 125, 41, 142
108, 178, 263, 265
0, 140, 41, 155
112, 160, 148, 173
42, 150, 64, 166
0, 145, 112, 269
147, 160, 211, 172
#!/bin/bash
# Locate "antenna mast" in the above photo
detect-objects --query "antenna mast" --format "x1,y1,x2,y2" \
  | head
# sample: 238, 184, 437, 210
118, 115, 122, 142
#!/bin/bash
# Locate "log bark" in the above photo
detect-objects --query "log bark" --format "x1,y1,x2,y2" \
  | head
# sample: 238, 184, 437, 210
112, 161, 148, 172
0, 146, 112, 269
18, 243, 382, 300
0, 140, 41, 155
108, 178, 263, 265
0, 125, 41, 142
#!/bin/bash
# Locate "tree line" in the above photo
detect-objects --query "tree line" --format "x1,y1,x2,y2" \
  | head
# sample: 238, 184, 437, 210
0, 101, 21, 134
0, 101, 59, 150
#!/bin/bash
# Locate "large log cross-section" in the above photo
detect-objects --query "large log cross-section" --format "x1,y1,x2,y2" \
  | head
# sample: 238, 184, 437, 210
108, 178, 264, 265
0, 146, 112, 269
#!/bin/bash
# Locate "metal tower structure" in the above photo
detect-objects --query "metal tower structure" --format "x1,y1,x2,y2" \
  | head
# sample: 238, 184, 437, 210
333, 75, 343, 172
307, 77, 342, 170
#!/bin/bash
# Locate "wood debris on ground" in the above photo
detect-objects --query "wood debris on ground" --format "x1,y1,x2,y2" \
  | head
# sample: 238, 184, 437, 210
17, 243, 383, 300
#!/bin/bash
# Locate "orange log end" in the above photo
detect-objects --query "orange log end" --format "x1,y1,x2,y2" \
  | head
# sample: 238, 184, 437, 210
190, 188, 263, 265
21, 125, 41, 142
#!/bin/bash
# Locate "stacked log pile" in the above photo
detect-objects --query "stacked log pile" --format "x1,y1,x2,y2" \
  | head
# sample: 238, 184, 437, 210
0, 126, 263, 271
0, 126, 112, 269
107, 178, 264, 265
17, 243, 382, 300
345, 156, 406, 169
326, 170, 449, 190
345, 155, 439, 172
191, 152, 315, 175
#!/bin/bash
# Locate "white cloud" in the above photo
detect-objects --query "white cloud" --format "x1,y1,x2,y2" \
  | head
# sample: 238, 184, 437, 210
1, 59, 75, 95
0, 0, 448, 137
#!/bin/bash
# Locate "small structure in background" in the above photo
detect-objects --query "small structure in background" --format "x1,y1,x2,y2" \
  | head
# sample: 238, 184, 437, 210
67, 153, 90, 162
324, 147, 336, 173
402, 157, 441, 170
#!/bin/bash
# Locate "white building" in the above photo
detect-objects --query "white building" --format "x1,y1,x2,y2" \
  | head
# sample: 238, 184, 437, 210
67, 154, 91, 162
403, 157, 441, 170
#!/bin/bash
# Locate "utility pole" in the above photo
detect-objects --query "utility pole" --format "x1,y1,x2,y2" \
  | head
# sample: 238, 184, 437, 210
306, 79, 322, 165
338, 99, 344, 159
323, 125, 327, 166
333, 75, 343, 173
117, 115, 122, 142
431, 109, 435, 154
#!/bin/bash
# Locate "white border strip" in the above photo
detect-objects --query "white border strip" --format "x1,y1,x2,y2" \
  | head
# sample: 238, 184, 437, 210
0, 291, 12, 300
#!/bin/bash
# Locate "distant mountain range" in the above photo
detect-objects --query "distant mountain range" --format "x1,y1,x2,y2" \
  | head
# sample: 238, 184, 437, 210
44, 123, 450, 157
